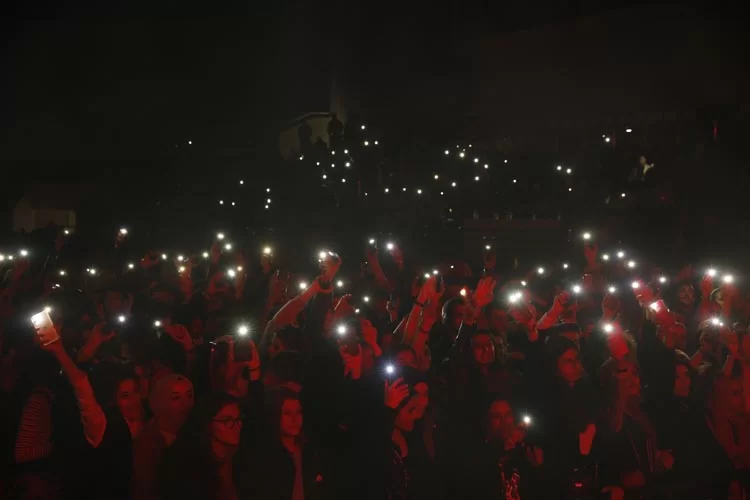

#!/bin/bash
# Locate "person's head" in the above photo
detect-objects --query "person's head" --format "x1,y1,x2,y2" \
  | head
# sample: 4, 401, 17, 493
677, 283, 695, 308
486, 399, 516, 441
607, 330, 636, 361
208, 396, 243, 448
614, 360, 641, 400
442, 298, 467, 330
470, 331, 496, 366
149, 374, 194, 433
263, 351, 304, 392
711, 376, 745, 417
547, 337, 583, 385
265, 388, 303, 440
268, 326, 301, 359
393, 344, 417, 369
673, 361, 691, 398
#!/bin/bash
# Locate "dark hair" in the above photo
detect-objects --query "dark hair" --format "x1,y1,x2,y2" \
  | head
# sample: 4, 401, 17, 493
266, 351, 305, 387
89, 361, 139, 408
263, 387, 301, 438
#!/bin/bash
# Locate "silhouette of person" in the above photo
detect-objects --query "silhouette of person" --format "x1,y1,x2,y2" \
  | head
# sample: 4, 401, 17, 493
328, 113, 344, 150
297, 120, 312, 156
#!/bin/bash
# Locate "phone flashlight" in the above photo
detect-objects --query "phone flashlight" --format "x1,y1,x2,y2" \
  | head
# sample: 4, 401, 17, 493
117, 315, 127, 324
603, 323, 614, 334
59, 270, 66, 276
706, 268, 717, 278
227, 269, 237, 278
571, 285, 582, 295
88, 268, 97, 276
0, 254, 5, 261
299, 281, 308, 290
318, 251, 327, 261
424, 273, 430, 279
355, 308, 361, 314
336, 280, 344, 288
386, 242, 395, 251
7, 255, 14, 261
263, 247, 272, 255
648, 301, 662, 313
20, 249, 29, 257
224, 243, 232, 251
119, 228, 128, 235
627, 260, 637, 269
602, 254, 610, 261
237, 325, 249, 336
385, 364, 395, 375
217, 233, 225, 240
631, 281, 641, 289
617, 251, 625, 259
177, 255, 184, 262
520, 281, 527, 287
64, 229, 70, 235
154, 320, 162, 328
363, 296, 371, 303
459, 288, 468, 297
127, 263, 135, 269
537, 267, 545, 275
562, 263, 569, 270
508, 292, 522, 304
236, 266, 243, 272
485, 244, 491, 251
723, 275, 734, 284
710, 317, 723, 327
368, 238, 376, 246
161, 254, 168, 260
337, 324, 347, 336
658, 276, 667, 284
202, 252, 209, 259
178, 266, 186, 273
432, 269, 439, 275
582, 232, 592, 241
608, 286, 617, 294
522, 414, 532, 426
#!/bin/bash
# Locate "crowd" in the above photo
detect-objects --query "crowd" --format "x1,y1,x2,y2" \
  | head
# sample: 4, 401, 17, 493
0, 225, 749, 500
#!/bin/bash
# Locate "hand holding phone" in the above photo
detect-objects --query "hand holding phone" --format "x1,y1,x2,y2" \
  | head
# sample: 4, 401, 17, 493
31, 310, 60, 346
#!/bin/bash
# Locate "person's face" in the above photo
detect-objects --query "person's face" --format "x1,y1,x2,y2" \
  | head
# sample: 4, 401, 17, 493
714, 290, 725, 308
395, 350, 417, 369
471, 333, 496, 365
210, 402, 242, 447
279, 399, 303, 438
164, 379, 194, 430
446, 304, 466, 330
557, 348, 583, 384
487, 400, 515, 440
116, 379, 144, 420
394, 395, 421, 433
678, 284, 695, 307
616, 363, 641, 399
673, 365, 691, 398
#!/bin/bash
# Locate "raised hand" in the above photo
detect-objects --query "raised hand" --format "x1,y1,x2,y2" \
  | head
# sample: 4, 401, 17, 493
385, 378, 410, 409
473, 277, 497, 310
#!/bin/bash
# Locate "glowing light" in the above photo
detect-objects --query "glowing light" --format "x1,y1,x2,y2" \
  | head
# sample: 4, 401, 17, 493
451, 182, 457, 187
263, 247, 272, 255
368, 238, 376, 245
385, 364, 395, 375
345, 162, 351, 167
238, 325, 249, 336
459, 288, 467, 297
474, 176, 480, 181
266, 188, 271, 193
224, 243, 232, 251
117, 315, 126, 323
459, 152, 465, 158
386, 242, 395, 251
484, 164, 489, 169
363, 296, 370, 303
513, 179, 517, 184
374, 141, 379, 145
626, 128, 632, 133
523, 415, 532, 425
707, 268, 717, 277
603, 324, 614, 334
659, 276, 667, 284
227, 269, 236, 278
723, 275, 734, 284
602, 254, 610, 261
434, 174, 439, 180
504, 159, 508, 164
341, 178, 346, 183
557, 165, 562, 171
605, 137, 611, 143
231, 201, 235, 206
537, 267, 545, 275
299, 281, 308, 290
485, 245, 491, 251
444, 150, 449, 155
177, 255, 185, 262
178, 266, 186, 273
621, 192, 626, 198
154, 320, 162, 327
219, 200, 224, 205
19, 249, 28, 257
627, 260, 637, 269
364, 141, 369, 146
562, 263, 569, 269
631, 281, 640, 289
608, 286, 617, 294
202, 252, 209, 259
217, 233, 225, 240
582, 232, 592, 241
617, 251, 625, 259
473, 158, 479, 163
266, 198, 272, 204
88, 268, 97, 275
361, 125, 366, 130
384, 188, 390, 193
128, 262, 135, 269
119, 228, 128, 235
337, 280, 344, 288
59, 270, 66, 276
322, 174, 327, 179
240, 180, 244, 185
416, 189, 422, 194
566, 168, 572, 174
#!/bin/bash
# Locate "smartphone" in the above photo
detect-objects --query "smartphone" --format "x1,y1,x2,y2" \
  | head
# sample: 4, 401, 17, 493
31, 310, 59, 345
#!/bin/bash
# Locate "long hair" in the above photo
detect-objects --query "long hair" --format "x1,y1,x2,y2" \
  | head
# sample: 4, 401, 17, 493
263, 387, 302, 440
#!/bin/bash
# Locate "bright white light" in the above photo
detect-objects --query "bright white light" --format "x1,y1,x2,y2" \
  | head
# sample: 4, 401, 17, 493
568, 188, 573, 192
417, 189, 422, 194
231, 201, 235, 206
331, 150, 335, 155
603, 324, 614, 334
300, 155, 304, 160
557, 165, 562, 171
117, 315, 126, 324
384, 188, 390, 193
224, 243, 232, 251
364, 141, 369, 146
344, 149, 349, 154
566, 168, 572, 174
434, 174, 439, 180
537, 267, 545, 275
707, 268, 717, 277
337, 280, 344, 288
602, 254, 610, 261
89, 268, 97, 276
513, 179, 517, 184
355, 308, 361, 314
625, 128, 632, 133
217, 233, 225, 240
608, 286, 617, 294
299, 281, 308, 290
562, 263, 569, 269
402, 187, 406, 192
451, 182, 457, 187
572, 285, 582, 294
361, 125, 366, 130
440, 191, 444, 196
119, 228, 128, 235
631, 281, 640, 289
219, 200, 224, 205
621, 192, 626, 198
617, 251, 625, 259
474, 176, 480, 181
227, 269, 236, 278
386, 242, 394, 251
582, 232, 592, 241
188, 140, 192, 145
162, 254, 168, 260
345, 162, 351, 167
485, 245, 491, 251
177, 255, 184, 262
178, 266, 186, 273
263, 247, 272, 255
627, 260, 637, 269
202, 252, 209, 259
710, 317, 723, 327
322, 174, 327, 179
504, 159, 508, 164
432, 269, 439, 275
444, 150, 449, 155
605, 137, 611, 143
240, 180, 244, 185
20, 249, 28, 257
363, 296, 370, 303
374, 140, 379, 145
459, 152, 465, 158
236, 266, 243, 272
128, 262, 135, 269
154, 320, 162, 327
266, 198, 272, 204
659, 276, 667, 284
459, 288, 467, 297
266, 188, 271, 193
342, 178, 346, 183
385, 364, 395, 375
331, 163, 335, 168
318, 251, 327, 260
484, 164, 489, 169
474, 158, 479, 163
59, 270, 66, 276
523, 415, 532, 425
521, 281, 527, 287
723, 275, 734, 284
64, 229, 70, 235
238, 325, 249, 336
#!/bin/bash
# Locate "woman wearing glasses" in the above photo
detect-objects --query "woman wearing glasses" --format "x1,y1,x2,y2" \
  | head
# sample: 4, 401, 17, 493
159, 392, 243, 500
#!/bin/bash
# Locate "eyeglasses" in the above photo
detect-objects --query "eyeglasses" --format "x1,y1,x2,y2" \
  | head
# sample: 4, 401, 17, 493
212, 416, 244, 429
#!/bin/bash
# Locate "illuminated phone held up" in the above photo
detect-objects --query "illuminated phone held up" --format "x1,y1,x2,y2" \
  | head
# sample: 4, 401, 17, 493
31, 309, 60, 346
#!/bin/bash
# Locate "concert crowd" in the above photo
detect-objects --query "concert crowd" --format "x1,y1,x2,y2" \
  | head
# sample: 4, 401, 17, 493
0, 219, 749, 500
